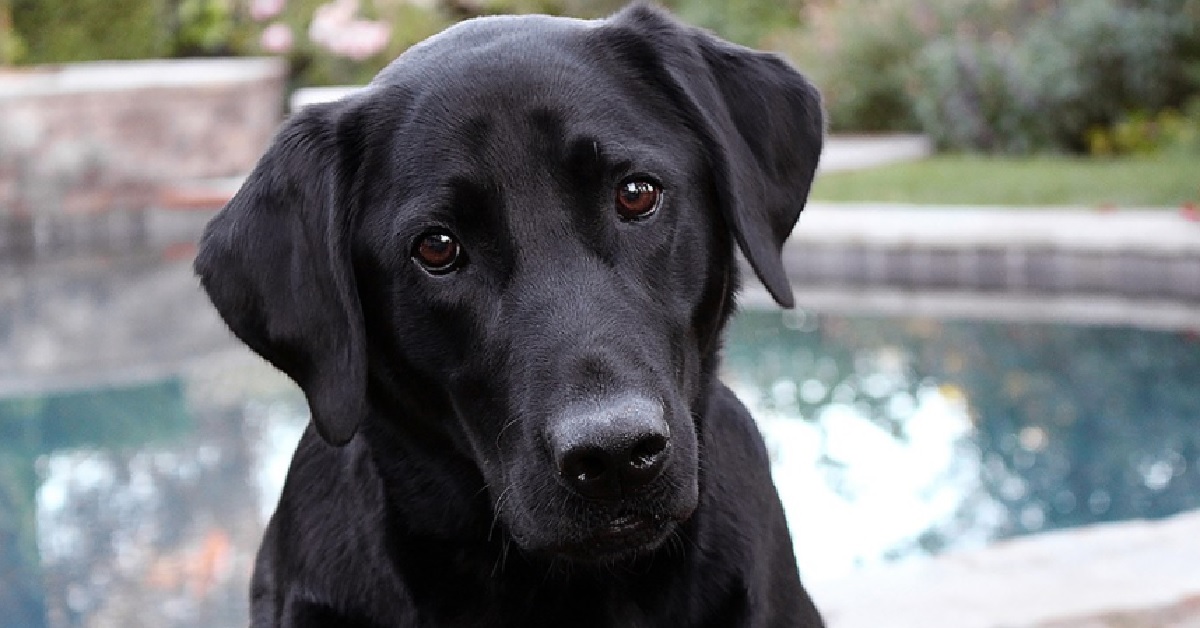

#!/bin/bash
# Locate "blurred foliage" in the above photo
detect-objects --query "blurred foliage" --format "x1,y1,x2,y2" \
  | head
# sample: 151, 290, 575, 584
779, 0, 930, 132
1014, 0, 1191, 152
173, 0, 240, 55
10, 0, 170, 63
0, 1, 24, 64
5, 0, 805, 83
1088, 98, 1200, 156
910, 32, 1046, 154
794, 0, 1200, 153
6, 0, 1200, 155
668, 0, 805, 47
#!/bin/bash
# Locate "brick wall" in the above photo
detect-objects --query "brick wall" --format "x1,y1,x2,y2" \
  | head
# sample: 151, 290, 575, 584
0, 58, 286, 259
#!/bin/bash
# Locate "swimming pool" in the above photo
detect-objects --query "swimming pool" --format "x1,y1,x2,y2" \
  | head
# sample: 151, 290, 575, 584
2, 256, 1198, 626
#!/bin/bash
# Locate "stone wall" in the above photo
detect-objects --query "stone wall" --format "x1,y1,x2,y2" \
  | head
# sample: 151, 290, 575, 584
0, 58, 285, 260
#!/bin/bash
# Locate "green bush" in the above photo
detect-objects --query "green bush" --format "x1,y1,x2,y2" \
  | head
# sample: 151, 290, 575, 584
9, 0, 1199, 156
793, 0, 1044, 134
11, 0, 170, 63
668, 0, 805, 48
910, 35, 1047, 154
1088, 99, 1200, 155
799, 0, 1200, 153
1019, 0, 1189, 151
173, 0, 239, 56
1, 1, 23, 63
7, 0, 452, 88
789, 0, 929, 133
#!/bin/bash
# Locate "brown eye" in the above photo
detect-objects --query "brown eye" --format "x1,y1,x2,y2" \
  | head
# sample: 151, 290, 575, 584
615, 177, 662, 220
412, 231, 462, 274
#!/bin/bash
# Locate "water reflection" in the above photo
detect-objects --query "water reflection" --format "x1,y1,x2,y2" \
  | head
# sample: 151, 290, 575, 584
724, 309, 1200, 581
2, 358, 304, 628
2, 257, 1199, 626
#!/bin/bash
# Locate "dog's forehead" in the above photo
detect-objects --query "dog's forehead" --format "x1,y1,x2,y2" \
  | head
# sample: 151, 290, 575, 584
375, 13, 680, 146
375, 13, 594, 84
356, 13, 703, 251
400, 41, 642, 133
375, 27, 687, 191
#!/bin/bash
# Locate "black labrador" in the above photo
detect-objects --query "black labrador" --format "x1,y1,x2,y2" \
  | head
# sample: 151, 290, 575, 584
196, 4, 824, 627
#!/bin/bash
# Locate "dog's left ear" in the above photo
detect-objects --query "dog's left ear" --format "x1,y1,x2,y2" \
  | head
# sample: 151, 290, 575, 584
601, 6, 824, 308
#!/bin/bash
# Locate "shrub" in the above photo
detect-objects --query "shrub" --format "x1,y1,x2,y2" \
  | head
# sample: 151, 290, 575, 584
669, 0, 805, 48
791, 0, 932, 133
796, 0, 1200, 152
794, 0, 1044, 134
1088, 99, 1200, 156
902, 0, 1200, 153
1, 1, 23, 63
8, 0, 453, 88
11, 0, 170, 63
910, 35, 1048, 154
1019, 0, 1188, 151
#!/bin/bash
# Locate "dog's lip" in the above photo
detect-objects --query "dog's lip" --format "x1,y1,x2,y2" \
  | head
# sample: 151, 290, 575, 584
595, 513, 658, 539
548, 513, 675, 561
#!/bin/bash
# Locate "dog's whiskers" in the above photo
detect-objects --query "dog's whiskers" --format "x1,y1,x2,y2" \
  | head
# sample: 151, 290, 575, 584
489, 486, 513, 543
495, 416, 521, 449
492, 536, 513, 579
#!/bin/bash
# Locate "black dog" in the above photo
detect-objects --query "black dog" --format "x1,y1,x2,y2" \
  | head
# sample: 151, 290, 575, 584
196, 5, 824, 626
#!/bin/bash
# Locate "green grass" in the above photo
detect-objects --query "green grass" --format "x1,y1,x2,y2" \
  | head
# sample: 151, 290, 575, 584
810, 154, 1200, 207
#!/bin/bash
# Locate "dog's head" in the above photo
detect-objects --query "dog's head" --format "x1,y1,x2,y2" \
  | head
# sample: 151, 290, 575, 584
196, 6, 821, 561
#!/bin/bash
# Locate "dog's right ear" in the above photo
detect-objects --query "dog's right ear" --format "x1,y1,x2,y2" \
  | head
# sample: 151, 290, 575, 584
195, 100, 367, 446
598, 6, 824, 309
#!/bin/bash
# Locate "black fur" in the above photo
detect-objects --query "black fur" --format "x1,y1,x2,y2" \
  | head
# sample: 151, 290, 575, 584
196, 5, 824, 627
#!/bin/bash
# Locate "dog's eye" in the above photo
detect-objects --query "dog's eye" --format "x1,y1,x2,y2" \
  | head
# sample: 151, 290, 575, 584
412, 231, 463, 274
615, 177, 662, 221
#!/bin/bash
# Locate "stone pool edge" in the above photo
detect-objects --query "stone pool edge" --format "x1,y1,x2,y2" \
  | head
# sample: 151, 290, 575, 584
808, 507, 1200, 628
782, 203, 1200, 304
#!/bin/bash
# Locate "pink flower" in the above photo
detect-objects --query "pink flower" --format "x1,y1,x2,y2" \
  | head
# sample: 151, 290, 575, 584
260, 23, 294, 54
250, 0, 286, 21
309, 0, 390, 61
323, 20, 391, 60
309, 0, 358, 45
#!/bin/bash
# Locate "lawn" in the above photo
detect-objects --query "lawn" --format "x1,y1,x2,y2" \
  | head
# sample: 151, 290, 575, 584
810, 154, 1200, 207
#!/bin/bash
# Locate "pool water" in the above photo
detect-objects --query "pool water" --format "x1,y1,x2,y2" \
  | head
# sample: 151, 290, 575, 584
2, 287, 1198, 626
724, 310, 1200, 580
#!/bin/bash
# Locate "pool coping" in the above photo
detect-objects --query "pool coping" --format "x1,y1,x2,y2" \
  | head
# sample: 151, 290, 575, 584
769, 203, 1200, 307
809, 507, 1200, 628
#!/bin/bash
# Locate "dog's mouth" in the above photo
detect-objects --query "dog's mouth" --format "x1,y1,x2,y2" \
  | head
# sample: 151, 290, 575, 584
552, 512, 679, 562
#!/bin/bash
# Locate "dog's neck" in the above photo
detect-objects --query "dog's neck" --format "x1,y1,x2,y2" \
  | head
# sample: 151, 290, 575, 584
361, 405, 492, 537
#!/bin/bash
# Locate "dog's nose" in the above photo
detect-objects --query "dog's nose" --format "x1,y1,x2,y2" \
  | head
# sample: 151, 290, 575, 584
550, 395, 670, 501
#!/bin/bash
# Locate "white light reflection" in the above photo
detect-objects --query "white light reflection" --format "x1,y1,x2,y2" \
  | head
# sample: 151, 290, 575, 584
732, 380, 1003, 582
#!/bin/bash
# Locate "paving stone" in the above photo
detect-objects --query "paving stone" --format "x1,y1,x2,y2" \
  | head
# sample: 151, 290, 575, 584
810, 509, 1200, 628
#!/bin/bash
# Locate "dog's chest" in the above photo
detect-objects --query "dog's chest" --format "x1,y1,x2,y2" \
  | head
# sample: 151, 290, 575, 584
417, 575, 658, 628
